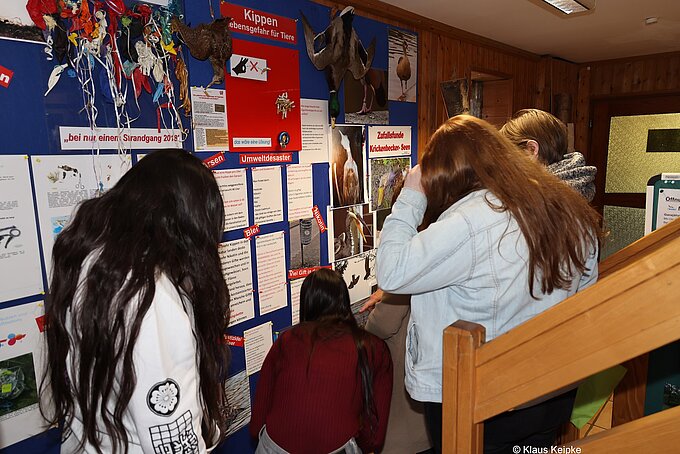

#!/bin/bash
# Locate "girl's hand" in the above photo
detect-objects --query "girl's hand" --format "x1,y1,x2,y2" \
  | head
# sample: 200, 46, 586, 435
404, 165, 424, 193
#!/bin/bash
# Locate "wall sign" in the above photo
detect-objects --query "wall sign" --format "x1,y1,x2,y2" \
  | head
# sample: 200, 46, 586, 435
221, 3, 297, 44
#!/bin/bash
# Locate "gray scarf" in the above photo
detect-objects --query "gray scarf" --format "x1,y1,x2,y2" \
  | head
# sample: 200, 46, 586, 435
548, 152, 597, 202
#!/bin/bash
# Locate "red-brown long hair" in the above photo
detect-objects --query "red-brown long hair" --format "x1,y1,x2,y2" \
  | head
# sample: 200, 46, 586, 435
420, 115, 602, 296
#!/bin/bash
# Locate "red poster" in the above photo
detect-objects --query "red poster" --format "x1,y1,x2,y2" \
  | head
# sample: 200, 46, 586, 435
225, 39, 301, 153
0, 65, 13, 88
221, 3, 297, 44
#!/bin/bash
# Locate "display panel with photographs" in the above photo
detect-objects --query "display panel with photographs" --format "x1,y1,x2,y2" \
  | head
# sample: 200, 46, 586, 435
330, 125, 366, 208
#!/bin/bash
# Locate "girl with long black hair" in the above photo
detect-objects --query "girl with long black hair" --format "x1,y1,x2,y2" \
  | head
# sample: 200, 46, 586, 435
42, 149, 230, 453
250, 268, 393, 454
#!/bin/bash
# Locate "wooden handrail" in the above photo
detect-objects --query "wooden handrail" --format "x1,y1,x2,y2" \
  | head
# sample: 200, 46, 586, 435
598, 217, 680, 427
442, 219, 680, 453
599, 215, 680, 277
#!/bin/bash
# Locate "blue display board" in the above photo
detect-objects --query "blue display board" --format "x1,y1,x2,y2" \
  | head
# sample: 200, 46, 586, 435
0, 0, 418, 452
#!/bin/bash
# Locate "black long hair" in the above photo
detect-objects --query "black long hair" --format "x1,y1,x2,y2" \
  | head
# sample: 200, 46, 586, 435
299, 268, 378, 432
42, 150, 230, 453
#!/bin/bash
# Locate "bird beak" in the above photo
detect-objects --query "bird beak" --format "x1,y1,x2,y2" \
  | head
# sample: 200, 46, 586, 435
377, 187, 384, 206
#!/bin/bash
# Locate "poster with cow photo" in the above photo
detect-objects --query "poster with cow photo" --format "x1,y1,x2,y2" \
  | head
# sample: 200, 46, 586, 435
329, 125, 366, 209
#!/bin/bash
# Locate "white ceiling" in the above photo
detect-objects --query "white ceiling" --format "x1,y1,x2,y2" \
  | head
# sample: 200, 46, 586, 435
379, 0, 680, 63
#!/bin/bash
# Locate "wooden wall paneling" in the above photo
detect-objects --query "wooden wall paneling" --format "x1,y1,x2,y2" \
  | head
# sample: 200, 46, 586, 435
669, 56, 680, 89
534, 57, 550, 110
575, 66, 591, 158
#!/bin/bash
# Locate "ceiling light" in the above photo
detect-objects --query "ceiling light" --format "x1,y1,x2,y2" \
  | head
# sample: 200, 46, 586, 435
645, 17, 659, 25
540, 0, 594, 15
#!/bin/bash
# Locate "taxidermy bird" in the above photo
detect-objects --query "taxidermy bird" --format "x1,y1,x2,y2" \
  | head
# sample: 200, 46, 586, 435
171, 17, 233, 89
357, 68, 387, 114
301, 6, 376, 126
396, 38, 412, 100
333, 131, 361, 207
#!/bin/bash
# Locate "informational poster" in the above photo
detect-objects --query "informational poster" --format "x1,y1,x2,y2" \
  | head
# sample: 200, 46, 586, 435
300, 99, 330, 164
368, 126, 412, 158
225, 40, 301, 152
59, 127, 182, 150
286, 164, 313, 220
289, 277, 304, 326
333, 250, 377, 304
223, 370, 251, 438
0, 301, 47, 449
252, 166, 283, 225
0, 156, 43, 302
243, 322, 273, 376
221, 3, 297, 44
218, 239, 255, 327
655, 187, 680, 229
369, 157, 410, 211
255, 232, 287, 315
31, 154, 131, 274
213, 169, 249, 231
388, 29, 417, 103
191, 87, 229, 152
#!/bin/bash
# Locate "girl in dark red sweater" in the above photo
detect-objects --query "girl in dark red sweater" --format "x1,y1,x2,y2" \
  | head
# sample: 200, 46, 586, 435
251, 268, 393, 453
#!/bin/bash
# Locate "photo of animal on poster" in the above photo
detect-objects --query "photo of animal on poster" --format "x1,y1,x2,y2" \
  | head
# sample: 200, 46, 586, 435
388, 29, 417, 102
288, 218, 321, 272
344, 68, 389, 125
369, 157, 410, 211
330, 204, 373, 262
334, 250, 376, 305
330, 125, 366, 209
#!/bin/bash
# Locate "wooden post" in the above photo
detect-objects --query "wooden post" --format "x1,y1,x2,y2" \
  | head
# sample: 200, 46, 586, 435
442, 321, 485, 454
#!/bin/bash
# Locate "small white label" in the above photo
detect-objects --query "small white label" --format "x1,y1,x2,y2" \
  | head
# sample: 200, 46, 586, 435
233, 137, 272, 148
229, 54, 268, 81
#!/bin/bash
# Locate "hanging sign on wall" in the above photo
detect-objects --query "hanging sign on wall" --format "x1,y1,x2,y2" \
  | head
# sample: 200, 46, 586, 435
0, 65, 13, 88
221, 3, 297, 44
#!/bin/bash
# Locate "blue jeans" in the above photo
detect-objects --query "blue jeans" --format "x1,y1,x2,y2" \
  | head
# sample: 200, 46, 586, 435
255, 426, 362, 454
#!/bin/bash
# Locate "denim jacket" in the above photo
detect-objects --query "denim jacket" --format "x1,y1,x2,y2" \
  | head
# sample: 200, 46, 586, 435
376, 188, 598, 403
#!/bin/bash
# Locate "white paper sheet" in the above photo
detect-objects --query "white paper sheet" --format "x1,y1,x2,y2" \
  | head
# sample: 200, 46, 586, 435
333, 250, 377, 304
255, 232, 287, 315
368, 126, 412, 158
219, 239, 255, 327
300, 99, 330, 164
289, 278, 304, 326
0, 156, 43, 302
223, 370, 251, 438
191, 87, 229, 151
252, 166, 283, 225
31, 154, 131, 275
244, 322, 273, 376
0, 301, 47, 449
656, 187, 680, 229
286, 164, 313, 221
214, 169, 249, 231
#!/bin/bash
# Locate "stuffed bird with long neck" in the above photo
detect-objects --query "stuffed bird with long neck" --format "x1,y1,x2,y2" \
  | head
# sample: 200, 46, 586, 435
301, 6, 375, 127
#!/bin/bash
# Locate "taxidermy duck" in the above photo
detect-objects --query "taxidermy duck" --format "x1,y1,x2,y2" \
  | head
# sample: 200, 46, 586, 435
301, 6, 376, 127
333, 131, 361, 207
397, 38, 411, 100
170, 17, 233, 89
